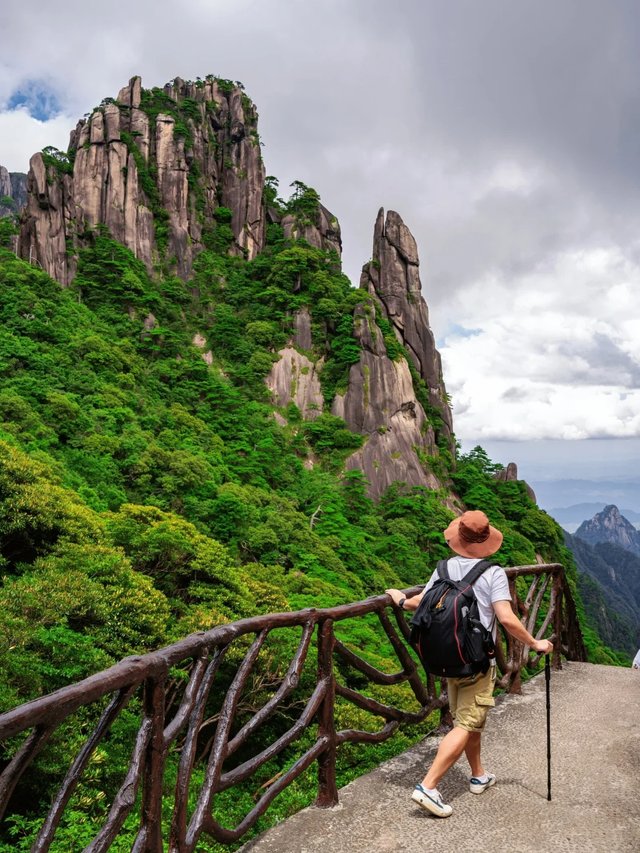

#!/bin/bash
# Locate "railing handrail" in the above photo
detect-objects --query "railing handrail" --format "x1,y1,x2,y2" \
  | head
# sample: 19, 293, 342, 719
0, 563, 564, 740
0, 562, 585, 851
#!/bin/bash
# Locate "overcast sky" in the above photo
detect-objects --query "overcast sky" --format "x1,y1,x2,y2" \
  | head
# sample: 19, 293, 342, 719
2, 0, 639, 503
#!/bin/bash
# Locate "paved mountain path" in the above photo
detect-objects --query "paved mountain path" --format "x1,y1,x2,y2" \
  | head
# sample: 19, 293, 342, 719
241, 662, 640, 853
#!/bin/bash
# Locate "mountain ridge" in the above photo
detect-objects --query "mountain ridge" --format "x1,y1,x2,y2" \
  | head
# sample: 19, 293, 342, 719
564, 531, 640, 655
550, 503, 640, 525
575, 504, 640, 557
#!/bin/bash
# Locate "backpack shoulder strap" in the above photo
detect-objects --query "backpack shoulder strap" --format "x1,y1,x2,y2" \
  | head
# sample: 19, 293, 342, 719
435, 559, 450, 580
461, 559, 495, 585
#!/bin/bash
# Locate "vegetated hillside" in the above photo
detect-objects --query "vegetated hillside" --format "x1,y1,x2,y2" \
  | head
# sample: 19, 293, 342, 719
0, 73, 625, 849
565, 532, 640, 656
2, 226, 607, 701
2, 239, 615, 850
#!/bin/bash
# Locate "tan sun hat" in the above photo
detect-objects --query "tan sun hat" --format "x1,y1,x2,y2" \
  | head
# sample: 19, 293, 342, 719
443, 510, 503, 558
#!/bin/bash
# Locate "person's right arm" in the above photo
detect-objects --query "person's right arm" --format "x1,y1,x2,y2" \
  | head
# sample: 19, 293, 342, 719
493, 600, 554, 654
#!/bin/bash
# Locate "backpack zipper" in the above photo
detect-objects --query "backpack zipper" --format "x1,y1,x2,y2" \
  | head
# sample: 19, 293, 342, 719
453, 584, 473, 664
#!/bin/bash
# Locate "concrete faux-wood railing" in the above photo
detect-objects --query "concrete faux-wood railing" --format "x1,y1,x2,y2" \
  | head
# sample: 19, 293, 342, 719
0, 563, 586, 852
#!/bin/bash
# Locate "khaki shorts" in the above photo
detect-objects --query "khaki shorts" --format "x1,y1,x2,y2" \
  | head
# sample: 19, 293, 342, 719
447, 666, 496, 732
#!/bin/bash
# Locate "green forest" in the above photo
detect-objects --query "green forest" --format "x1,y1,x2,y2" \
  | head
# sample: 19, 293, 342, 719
0, 83, 630, 849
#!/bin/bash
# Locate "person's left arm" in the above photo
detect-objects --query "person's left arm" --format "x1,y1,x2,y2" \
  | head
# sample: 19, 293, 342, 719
386, 569, 437, 612
385, 587, 425, 611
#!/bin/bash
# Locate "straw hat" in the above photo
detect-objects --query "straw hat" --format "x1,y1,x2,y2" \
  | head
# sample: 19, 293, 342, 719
443, 510, 503, 558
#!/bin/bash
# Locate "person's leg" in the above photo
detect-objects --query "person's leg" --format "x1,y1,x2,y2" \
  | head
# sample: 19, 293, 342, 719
421, 669, 493, 789
466, 666, 496, 780
421, 726, 471, 789
464, 731, 484, 778
412, 673, 491, 817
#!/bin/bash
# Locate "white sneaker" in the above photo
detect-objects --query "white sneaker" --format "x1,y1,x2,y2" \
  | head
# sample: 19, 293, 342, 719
411, 784, 453, 817
469, 773, 496, 794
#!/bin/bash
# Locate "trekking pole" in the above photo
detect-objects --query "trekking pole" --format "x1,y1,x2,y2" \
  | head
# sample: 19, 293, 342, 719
545, 653, 551, 801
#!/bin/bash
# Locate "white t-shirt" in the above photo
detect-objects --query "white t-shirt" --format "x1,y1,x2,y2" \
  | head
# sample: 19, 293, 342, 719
633, 649, 640, 669
421, 556, 511, 641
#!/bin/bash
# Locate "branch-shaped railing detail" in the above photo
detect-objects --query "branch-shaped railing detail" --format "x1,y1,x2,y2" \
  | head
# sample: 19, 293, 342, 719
0, 563, 586, 850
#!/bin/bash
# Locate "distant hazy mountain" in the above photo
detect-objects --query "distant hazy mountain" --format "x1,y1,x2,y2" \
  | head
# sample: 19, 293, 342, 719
564, 532, 640, 656
550, 503, 640, 525
532, 478, 640, 514
575, 505, 640, 557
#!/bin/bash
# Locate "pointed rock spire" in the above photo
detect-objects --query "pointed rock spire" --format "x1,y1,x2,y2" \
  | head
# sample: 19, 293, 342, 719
329, 209, 459, 500
361, 208, 454, 445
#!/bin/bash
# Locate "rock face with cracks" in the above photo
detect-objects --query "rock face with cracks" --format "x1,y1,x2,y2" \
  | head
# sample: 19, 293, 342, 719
267, 346, 324, 421
331, 209, 454, 498
18, 76, 344, 288
281, 202, 342, 256
332, 302, 444, 499
18, 75, 267, 284
361, 208, 453, 448
0, 166, 27, 217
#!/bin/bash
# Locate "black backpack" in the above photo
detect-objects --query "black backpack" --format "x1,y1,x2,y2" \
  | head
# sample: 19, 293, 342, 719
409, 559, 496, 678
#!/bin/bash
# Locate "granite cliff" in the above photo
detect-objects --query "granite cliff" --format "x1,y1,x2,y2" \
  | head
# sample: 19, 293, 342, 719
0, 166, 27, 218
18, 75, 343, 287
333, 210, 454, 498
265, 208, 455, 498
19, 76, 268, 284
17, 74, 454, 500
360, 209, 453, 444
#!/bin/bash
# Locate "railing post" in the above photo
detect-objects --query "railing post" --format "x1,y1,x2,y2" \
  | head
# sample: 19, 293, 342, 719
507, 577, 523, 694
134, 674, 167, 852
553, 573, 563, 670
316, 618, 338, 808
434, 676, 453, 731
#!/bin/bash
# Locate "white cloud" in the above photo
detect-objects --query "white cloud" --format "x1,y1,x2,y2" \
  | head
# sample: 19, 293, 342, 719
0, 109, 75, 171
441, 244, 640, 440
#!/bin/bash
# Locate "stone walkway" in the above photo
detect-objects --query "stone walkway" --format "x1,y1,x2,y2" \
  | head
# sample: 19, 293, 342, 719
240, 662, 640, 853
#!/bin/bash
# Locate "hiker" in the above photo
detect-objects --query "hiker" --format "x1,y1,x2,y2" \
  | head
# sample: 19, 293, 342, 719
633, 649, 640, 669
385, 510, 554, 818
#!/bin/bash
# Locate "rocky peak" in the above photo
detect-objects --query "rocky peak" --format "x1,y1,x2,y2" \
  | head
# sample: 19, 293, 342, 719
0, 166, 27, 217
281, 201, 342, 256
265, 208, 456, 500
0, 166, 10, 200
360, 209, 453, 449
334, 210, 459, 500
575, 505, 640, 557
18, 75, 267, 284
493, 461, 537, 503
